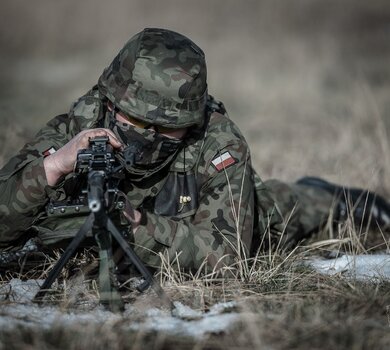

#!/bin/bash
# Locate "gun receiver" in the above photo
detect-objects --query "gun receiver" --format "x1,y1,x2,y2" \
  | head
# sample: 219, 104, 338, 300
76, 136, 118, 212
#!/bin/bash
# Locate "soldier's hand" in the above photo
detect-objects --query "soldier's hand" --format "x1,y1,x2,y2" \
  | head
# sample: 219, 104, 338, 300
43, 128, 123, 186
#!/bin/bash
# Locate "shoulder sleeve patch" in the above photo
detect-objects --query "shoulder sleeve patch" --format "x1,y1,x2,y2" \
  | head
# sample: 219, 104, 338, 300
211, 151, 237, 172
42, 147, 57, 157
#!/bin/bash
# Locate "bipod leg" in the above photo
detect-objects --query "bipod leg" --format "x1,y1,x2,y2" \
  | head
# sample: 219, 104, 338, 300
94, 212, 124, 312
106, 217, 174, 310
33, 213, 94, 302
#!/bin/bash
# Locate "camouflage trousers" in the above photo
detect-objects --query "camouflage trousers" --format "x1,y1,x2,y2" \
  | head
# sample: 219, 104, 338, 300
255, 179, 335, 251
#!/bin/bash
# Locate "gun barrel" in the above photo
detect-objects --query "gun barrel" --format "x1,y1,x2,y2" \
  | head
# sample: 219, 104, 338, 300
88, 171, 105, 212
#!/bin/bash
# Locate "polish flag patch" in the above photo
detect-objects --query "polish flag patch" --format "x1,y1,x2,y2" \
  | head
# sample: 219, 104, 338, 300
42, 146, 56, 157
212, 151, 236, 172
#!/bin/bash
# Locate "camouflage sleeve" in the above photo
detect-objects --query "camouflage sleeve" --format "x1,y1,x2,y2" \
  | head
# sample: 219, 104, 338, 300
0, 114, 72, 244
132, 141, 255, 272
0, 89, 104, 245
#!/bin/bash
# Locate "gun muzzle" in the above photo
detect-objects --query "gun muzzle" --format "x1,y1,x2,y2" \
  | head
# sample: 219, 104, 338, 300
88, 171, 105, 212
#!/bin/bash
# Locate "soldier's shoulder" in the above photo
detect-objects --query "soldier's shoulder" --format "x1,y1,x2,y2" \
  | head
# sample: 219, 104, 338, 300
171, 97, 251, 175
204, 110, 249, 152
192, 111, 251, 178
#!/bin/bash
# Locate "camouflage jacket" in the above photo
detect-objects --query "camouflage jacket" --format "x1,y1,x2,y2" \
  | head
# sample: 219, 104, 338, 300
0, 88, 263, 271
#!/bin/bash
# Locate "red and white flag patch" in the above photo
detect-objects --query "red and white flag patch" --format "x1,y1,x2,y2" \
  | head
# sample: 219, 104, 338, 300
212, 151, 236, 172
42, 147, 56, 157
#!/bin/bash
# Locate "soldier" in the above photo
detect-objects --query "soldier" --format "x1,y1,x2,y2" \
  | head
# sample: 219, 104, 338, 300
0, 28, 389, 272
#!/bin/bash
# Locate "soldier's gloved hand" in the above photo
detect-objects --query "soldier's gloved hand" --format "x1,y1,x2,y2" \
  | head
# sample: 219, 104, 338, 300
43, 128, 123, 186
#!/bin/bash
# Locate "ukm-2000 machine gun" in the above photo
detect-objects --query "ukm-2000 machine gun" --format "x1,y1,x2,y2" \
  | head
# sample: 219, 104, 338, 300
34, 136, 171, 311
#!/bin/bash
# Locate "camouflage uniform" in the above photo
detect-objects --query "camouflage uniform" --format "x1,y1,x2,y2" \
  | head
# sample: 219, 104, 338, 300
0, 28, 339, 271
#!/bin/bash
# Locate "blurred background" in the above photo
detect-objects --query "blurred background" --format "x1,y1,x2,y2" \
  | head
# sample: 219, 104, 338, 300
0, 0, 389, 193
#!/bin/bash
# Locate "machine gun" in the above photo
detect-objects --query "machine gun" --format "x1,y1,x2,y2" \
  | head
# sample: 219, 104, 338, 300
34, 136, 172, 311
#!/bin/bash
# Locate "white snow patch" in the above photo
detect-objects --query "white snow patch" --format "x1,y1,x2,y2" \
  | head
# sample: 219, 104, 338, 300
0, 303, 120, 331
304, 253, 390, 281
0, 278, 43, 303
0, 279, 240, 339
126, 301, 240, 338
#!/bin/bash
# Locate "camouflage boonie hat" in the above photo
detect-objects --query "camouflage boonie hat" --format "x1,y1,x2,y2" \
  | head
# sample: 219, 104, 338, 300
98, 28, 208, 128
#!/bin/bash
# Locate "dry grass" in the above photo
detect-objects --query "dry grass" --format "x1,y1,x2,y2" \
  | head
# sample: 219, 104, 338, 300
1, 240, 390, 349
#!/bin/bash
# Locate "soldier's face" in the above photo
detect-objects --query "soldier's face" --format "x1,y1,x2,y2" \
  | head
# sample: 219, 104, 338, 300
114, 110, 188, 140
